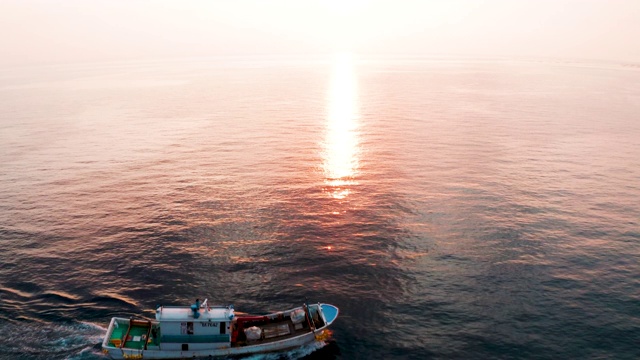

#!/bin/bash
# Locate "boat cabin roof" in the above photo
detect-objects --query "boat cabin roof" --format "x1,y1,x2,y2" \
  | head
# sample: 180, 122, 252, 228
157, 306, 233, 322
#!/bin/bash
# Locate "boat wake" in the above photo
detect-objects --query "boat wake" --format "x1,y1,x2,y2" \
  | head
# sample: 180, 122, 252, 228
239, 339, 328, 360
0, 320, 107, 360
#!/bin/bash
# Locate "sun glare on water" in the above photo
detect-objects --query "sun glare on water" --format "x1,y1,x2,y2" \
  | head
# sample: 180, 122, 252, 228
322, 53, 360, 199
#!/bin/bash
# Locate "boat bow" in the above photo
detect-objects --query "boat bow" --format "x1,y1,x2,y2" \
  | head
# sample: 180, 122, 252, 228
320, 304, 339, 326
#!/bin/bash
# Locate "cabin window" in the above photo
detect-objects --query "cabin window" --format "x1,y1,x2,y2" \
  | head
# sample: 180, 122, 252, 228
181, 322, 195, 335
182, 344, 188, 351
220, 322, 226, 334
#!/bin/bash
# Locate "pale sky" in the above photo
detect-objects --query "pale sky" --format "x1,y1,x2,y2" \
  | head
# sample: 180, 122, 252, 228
1, 0, 639, 67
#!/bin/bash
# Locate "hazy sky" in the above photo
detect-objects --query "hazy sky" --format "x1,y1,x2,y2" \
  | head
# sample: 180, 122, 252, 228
1, 0, 639, 67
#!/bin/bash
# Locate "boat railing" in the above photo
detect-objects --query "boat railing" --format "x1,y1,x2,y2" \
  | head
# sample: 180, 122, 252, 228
103, 318, 117, 348
159, 304, 231, 309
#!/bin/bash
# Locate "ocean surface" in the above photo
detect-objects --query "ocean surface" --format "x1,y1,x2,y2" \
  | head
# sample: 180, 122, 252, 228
1, 55, 639, 359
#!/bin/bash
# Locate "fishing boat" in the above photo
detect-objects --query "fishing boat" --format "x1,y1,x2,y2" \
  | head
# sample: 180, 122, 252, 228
101, 299, 339, 359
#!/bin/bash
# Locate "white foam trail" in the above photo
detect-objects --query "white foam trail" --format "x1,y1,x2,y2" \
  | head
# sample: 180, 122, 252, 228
239, 340, 327, 360
0, 320, 107, 359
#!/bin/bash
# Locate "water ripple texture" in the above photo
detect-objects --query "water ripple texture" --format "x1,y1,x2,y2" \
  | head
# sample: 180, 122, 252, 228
1, 57, 639, 359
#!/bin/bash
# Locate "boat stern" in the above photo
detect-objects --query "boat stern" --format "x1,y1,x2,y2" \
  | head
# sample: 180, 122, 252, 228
101, 317, 120, 358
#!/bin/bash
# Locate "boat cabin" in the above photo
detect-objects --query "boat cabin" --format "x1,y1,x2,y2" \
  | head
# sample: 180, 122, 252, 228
154, 300, 234, 351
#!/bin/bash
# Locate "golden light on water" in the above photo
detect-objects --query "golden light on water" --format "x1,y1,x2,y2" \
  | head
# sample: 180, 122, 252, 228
323, 53, 360, 199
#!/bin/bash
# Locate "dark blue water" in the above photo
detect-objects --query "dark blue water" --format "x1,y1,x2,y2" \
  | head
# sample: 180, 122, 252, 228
1, 56, 639, 359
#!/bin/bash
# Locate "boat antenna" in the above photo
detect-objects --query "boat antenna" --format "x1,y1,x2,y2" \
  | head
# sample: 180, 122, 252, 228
304, 298, 317, 335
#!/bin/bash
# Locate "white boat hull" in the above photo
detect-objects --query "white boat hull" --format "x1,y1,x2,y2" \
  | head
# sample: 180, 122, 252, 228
105, 330, 325, 359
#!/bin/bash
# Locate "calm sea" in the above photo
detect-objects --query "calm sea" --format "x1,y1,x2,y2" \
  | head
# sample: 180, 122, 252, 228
1, 56, 639, 359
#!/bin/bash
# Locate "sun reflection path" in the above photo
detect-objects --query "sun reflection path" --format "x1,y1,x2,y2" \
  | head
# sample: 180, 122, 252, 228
323, 53, 360, 199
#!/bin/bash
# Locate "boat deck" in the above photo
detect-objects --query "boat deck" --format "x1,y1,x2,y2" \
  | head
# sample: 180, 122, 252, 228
106, 305, 328, 351
108, 319, 160, 350
123, 324, 149, 349
233, 309, 325, 347
238, 319, 299, 346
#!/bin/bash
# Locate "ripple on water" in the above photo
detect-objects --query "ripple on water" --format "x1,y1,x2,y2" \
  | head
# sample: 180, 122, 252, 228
1, 58, 640, 359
